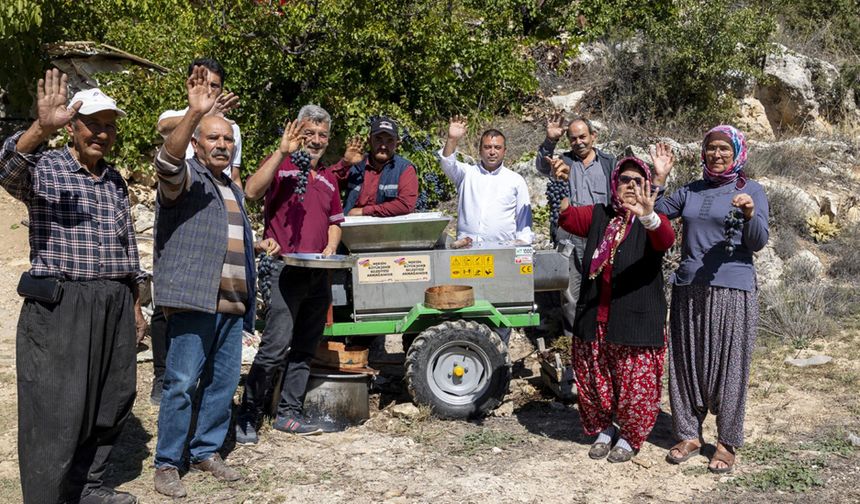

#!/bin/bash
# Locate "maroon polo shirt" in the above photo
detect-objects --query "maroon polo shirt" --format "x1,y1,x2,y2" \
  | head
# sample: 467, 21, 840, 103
263, 156, 345, 253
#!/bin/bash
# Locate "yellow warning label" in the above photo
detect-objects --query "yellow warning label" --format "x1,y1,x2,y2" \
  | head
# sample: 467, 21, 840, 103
519, 264, 533, 275
450, 254, 494, 279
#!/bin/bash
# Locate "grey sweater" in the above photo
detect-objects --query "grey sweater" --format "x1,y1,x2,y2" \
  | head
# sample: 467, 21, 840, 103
656, 179, 769, 292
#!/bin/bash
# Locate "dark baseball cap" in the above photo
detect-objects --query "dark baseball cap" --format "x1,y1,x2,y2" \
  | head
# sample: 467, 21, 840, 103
370, 116, 399, 139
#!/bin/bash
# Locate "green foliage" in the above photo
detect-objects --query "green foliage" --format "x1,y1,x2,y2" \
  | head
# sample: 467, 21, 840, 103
2, 0, 538, 176
456, 428, 520, 455
760, 0, 860, 56
732, 459, 824, 492
0, 0, 41, 37
600, 0, 776, 125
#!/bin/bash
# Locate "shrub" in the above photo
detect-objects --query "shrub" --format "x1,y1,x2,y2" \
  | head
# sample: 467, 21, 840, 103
764, 187, 809, 235
597, 0, 775, 128
806, 215, 840, 243
758, 263, 839, 349
745, 143, 827, 183
821, 223, 860, 280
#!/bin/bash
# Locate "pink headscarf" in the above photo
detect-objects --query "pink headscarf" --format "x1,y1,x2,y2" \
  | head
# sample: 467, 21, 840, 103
588, 157, 652, 280
702, 125, 748, 188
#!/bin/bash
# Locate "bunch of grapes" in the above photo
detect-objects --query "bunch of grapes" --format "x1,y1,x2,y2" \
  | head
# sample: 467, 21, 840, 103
416, 191, 429, 211
257, 253, 276, 313
723, 209, 744, 254
546, 178, 571, 244
291, 149, 312, 200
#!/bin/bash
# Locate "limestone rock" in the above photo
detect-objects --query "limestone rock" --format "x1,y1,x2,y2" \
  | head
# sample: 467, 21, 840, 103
758, 178, 820, 218
549, 91, 586, 113
846, 206, 860, 225
756, 44, 839, 134
754, 244, 784, 290
784, 355, 832, 367
734, 97, 776, 141
132, 203, 155, 233
491, 401, 515, 417
391, 403, 421, 419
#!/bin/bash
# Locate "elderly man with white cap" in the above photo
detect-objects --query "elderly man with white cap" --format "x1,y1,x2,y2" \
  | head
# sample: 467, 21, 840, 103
0, 69, 144, 504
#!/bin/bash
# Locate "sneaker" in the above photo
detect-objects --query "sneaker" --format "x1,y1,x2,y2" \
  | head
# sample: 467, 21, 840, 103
190, 453, 241, 482
79, 487, 138, 504
273, 413, 323, 436
153, 466, 186, 498
149, 376, 163, 406
235, 415, 259, 445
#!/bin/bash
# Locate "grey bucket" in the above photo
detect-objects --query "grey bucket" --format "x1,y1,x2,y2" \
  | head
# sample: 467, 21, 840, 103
302, 372, 370, 431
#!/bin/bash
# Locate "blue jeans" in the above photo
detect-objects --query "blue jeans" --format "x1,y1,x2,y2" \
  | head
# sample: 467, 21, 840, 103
155, 311, 242, 468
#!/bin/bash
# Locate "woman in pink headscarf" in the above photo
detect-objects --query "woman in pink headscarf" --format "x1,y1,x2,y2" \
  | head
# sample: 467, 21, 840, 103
557, 156, 675, 463
655, 125, 769, 473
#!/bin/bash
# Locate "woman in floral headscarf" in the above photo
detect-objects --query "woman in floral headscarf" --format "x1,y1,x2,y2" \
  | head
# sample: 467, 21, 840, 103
654, 125, 769, 473
557, 155, 675, 463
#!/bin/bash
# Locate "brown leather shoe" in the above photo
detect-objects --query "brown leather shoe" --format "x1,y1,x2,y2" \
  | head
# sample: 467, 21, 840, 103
190, 453, 241, 481
154, 466, 186, 498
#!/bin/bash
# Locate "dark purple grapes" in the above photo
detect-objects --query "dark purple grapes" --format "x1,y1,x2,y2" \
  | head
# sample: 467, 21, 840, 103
257, 252, 276, 312
546, 177, 570, 245
724, 209, 744, 254
290, 149, 312, 200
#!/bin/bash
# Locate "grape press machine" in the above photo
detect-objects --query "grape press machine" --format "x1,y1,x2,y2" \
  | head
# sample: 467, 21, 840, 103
283, 213, 569, 419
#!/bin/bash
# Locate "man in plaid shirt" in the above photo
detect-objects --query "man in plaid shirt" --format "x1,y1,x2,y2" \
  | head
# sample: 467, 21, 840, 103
0, 69, 144, 504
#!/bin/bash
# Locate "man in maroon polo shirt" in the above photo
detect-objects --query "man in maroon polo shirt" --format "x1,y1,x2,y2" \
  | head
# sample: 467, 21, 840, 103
236, 104, 343, 443
335, 116, 418, 217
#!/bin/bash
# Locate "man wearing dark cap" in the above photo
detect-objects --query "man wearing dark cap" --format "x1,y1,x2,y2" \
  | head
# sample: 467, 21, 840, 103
0, 69, 144, 504
335, 116, 419, 217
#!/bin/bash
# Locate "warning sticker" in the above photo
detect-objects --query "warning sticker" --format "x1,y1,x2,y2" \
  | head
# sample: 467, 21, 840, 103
450, 254, 495, 279
357, 255, 431, 284
519, 264, 534, 275
515, 246, 534, 265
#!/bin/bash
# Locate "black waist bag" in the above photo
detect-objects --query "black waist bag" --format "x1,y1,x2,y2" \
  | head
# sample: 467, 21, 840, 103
17, 272, 63, 303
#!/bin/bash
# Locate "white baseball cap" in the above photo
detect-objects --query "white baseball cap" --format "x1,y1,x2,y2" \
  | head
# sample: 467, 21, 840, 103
69, 88, 126, 117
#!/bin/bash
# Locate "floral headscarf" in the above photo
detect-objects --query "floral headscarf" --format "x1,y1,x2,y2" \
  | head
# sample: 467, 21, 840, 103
588, 157, 652, 280
702, 125, 748, 188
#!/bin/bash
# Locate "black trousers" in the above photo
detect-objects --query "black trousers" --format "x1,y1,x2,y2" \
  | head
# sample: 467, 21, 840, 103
17, 279, 137, 504
241, 264, 330, 419
150, 305, 168, 381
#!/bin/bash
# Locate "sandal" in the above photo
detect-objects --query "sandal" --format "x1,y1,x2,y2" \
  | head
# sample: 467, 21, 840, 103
708, 443, 736, 474
666, 439, 701, 464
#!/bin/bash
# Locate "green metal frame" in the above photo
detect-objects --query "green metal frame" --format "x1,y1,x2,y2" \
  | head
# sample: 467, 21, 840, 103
323, 300, 540, 337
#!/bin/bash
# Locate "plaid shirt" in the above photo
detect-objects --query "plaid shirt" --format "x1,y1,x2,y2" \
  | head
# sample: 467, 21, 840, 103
0, 131, 143, 281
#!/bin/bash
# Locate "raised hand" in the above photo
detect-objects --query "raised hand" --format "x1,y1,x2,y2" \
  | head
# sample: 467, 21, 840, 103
544, 156, 570, 181
546, 112, 565, 142
209, 91, 239, 117
186, 65, 219, 114
649, 142, 675, 186
279, 118, 306, 155
732, 193, 755, 220
448, 115, 468, 140
36, 69, 81, 134
623, 180, 658, 217
343, 135, 366, 165
254, 238, 281, 256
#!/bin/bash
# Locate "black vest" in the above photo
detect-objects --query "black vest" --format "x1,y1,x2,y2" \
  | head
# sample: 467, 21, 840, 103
573, 204, 667, 347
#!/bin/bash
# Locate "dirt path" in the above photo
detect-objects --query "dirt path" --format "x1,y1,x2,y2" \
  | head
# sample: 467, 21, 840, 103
0, 190, 857, 503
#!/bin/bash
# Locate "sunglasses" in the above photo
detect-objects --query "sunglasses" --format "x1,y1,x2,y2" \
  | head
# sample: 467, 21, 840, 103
618, 175, 645, 187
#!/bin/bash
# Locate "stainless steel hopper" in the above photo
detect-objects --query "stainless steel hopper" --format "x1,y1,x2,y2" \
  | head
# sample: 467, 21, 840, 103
339, 212, 451, 252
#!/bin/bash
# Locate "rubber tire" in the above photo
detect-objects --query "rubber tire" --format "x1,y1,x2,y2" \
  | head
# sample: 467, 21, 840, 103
405, 320, 511, 419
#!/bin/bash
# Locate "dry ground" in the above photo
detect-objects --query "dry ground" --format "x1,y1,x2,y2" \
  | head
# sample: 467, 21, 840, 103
0, 190, 857, 504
